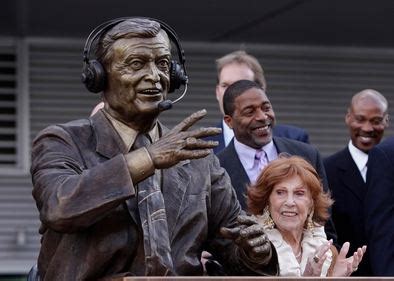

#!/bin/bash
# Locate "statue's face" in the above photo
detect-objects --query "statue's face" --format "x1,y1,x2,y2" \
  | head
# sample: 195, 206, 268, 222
104, 30, 171, 128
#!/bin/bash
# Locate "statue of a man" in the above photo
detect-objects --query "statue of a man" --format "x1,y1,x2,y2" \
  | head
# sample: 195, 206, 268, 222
30, 17, 278, 280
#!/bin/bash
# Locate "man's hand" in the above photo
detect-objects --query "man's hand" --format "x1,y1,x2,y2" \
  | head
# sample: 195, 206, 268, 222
220, 215, 272, 265
148, 109, 221, 169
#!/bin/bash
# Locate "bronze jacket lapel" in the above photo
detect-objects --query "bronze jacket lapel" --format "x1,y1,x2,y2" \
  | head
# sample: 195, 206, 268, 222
91, 111, 128, 158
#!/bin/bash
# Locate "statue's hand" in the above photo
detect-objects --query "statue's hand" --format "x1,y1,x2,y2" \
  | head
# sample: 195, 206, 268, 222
220, 215, 272, 265
148, 109, 220, 169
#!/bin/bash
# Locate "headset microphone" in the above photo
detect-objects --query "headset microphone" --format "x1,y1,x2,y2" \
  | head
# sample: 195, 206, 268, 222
158, 82, 188, 112
158, 100, 173, 111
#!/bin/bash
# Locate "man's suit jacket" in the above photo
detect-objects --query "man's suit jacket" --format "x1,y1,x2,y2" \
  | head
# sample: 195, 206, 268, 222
364, 137, 394, 276
30, 111, 277, 280
324, 147, 371, 276
207, 121, 309, 154
217, 137, 337, 243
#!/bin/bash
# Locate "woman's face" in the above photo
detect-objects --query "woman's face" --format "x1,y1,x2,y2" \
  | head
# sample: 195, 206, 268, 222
269, 175, 313, 235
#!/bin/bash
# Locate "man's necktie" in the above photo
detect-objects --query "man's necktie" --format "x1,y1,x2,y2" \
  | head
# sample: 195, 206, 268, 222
251, 149, 268, 183
361, 160, 368, 182
134, 133, 174, 275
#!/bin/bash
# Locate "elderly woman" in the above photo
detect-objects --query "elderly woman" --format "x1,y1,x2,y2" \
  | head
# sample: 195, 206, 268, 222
247, 156, 366, 276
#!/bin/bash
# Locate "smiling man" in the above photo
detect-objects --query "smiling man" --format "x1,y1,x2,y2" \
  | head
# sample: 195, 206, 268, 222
205, 50, 309, 154
217, 80, 337, 243
29, 18, 279, 280
324, 89, 389, 276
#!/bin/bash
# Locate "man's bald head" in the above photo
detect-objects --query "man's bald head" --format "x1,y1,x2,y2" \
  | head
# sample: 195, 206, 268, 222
346, 89, 389, 153
350, 89, 388, 113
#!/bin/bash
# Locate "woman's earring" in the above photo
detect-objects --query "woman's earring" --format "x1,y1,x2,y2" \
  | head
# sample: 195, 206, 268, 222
262, 206, 275, 229
307, 209, 315, 233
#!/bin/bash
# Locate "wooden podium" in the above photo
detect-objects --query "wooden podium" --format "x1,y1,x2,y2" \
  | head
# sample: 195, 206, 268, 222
112, 277, 394, 281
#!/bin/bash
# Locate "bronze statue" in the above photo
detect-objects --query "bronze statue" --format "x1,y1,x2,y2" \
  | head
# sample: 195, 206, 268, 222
30, 17, 278, 280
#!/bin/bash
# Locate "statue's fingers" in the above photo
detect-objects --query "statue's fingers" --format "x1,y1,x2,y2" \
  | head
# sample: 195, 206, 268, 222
171, 109, 207, 133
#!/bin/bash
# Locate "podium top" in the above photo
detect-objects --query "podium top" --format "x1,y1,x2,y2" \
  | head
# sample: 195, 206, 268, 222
112, 277, 394, 281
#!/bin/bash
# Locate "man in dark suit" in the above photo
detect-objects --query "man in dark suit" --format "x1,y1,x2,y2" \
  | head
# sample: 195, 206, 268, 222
208, 50, 309, 154
365, 137, 394, 276
217, 79, 336, 243
29, 18, 278, 280
324, 89, 389, 276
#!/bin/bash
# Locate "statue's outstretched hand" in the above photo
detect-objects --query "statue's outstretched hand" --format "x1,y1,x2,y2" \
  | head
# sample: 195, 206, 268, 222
220, 215, 273, 265
148, 109, 220, 169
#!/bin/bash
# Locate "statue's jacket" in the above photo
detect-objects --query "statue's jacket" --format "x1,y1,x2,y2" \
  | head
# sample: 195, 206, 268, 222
31, 110, 278, 280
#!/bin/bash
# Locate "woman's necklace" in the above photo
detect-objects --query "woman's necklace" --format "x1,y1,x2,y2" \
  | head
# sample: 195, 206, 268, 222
294, 247, 302, 262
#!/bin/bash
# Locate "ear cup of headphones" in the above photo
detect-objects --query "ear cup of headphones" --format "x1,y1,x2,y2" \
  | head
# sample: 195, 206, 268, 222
81, 59, 106, 93
169, 60, 188, 93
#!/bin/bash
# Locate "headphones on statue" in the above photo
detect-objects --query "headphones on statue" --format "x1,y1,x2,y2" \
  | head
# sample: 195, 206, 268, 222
81, 17, 188, 94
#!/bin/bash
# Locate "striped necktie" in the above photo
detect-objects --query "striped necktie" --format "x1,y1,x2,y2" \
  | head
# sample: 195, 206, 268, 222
134, 133, 174, 275
251, 149, 268, 183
